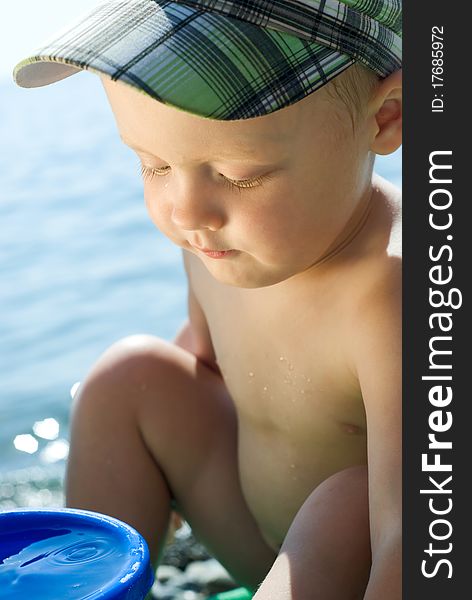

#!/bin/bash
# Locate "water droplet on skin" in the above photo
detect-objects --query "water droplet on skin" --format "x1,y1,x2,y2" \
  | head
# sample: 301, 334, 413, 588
300, 389, 305, 394
249, 372, 254, 378
288, 364, 294, 371
290, 464, 295, 469
279, 356, 284, 362
263, 386, 268, 392
307, 378, 311, 383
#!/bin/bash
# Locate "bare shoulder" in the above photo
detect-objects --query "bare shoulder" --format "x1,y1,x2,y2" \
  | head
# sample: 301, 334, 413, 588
373, 172, 402, 260
343, 174, 402, 344
338, 176, 402, 416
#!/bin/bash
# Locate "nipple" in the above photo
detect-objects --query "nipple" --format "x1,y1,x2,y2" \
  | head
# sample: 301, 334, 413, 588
341, 423, 363, 435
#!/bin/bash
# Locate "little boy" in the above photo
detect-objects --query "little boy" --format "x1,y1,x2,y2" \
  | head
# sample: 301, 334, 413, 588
14, 1, 402, 598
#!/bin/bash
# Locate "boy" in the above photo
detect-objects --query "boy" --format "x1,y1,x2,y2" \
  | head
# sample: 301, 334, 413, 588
13, 1, 402, 597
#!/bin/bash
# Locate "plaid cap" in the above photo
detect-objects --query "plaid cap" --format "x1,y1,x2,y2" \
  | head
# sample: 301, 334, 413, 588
13, 0, 402, 121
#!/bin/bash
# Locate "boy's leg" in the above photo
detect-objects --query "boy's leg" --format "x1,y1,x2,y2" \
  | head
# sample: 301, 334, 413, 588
253, 466, 371, 600
65, 335, 277, 589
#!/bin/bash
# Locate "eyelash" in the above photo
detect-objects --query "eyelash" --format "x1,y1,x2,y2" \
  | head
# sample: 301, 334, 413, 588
139, 164, 270, 191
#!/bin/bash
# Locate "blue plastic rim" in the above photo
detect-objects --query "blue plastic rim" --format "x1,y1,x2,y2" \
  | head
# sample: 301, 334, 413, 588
0, 508, 154, 599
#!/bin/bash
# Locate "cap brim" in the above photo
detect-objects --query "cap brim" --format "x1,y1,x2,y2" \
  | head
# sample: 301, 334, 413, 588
13, 0, 354, 121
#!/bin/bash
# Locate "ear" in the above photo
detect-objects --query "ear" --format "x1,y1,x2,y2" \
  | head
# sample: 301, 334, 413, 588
369, 69, 402, 155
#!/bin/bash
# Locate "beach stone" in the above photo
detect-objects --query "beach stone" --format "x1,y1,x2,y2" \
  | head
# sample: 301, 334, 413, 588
156, 565, 184, 584
151, 523, 238, 598
178, 581, 203, 593
170, 592, 204, 600
151, 581, 205, 600
176, 592, 205, 600
184, 559, 236, 595
151, 567, 190, 599
151, 583, 184, 600
161, 529, 211, 569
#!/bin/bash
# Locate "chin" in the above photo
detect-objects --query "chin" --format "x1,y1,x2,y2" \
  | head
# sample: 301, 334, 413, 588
203, 259, 291, 289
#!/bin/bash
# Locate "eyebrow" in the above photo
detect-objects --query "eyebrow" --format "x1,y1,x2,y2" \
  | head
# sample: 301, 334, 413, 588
120, 135, 286, 163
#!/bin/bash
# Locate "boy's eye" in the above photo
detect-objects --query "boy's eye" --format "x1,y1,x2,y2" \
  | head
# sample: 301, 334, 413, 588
221, 174, 269, 191
140, 164, 169, 183
139, 164, 270, 191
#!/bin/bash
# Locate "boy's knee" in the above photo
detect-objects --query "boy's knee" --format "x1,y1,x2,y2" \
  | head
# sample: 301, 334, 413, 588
259, 466, 371, 600
311, 465, 368, 520
292, 465, 369, 539
321, 464, 368, 498
100, 334, 178, 367
73, 335, 184, 408
90, 335, 185, 381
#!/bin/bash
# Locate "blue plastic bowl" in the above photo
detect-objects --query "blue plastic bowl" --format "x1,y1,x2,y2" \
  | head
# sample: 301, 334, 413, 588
0, 508, 154, 599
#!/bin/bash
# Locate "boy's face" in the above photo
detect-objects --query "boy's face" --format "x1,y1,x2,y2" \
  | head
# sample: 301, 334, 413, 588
102, 74, 375, 288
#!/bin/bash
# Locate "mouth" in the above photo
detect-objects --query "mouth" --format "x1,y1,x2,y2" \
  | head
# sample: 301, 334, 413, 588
191, 244, 237, 259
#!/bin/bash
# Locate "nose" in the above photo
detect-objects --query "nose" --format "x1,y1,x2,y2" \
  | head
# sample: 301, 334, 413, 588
170, 173, 225, 232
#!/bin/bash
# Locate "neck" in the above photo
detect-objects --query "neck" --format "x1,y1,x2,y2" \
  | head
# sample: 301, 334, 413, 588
296, 180, 376, 282
317, 186, 374, 266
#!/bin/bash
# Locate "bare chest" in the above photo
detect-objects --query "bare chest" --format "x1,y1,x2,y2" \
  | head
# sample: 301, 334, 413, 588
189, 261, 370, 547
189, 259, 366, 438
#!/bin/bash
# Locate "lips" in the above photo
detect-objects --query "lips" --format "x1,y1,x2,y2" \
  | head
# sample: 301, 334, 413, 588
191, 244, 236, 259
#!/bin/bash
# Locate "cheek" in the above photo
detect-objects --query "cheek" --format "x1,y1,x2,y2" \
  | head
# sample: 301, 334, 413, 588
238, 182, 344, 268
144, 186, 171, 230
239, 191, 312, 253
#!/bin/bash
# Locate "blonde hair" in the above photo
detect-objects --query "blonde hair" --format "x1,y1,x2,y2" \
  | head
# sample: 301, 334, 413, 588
324, 63, 380, 131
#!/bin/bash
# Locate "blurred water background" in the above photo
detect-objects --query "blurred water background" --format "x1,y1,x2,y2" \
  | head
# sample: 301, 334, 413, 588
0, 71, 401, 509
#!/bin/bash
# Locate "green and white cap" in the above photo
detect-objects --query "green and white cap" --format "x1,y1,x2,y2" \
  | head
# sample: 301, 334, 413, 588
13, 0, 402, 120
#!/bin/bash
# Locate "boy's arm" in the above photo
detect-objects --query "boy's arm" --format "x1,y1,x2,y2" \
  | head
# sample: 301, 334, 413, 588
352, 262, 402, 599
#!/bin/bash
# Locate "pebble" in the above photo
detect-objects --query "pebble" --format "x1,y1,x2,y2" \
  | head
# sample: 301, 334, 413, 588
151, 583, 205, 600
152, 528, 239, 599
156, 565, 184, 584
185, 558, 235, 594
160, 527, 212, 570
